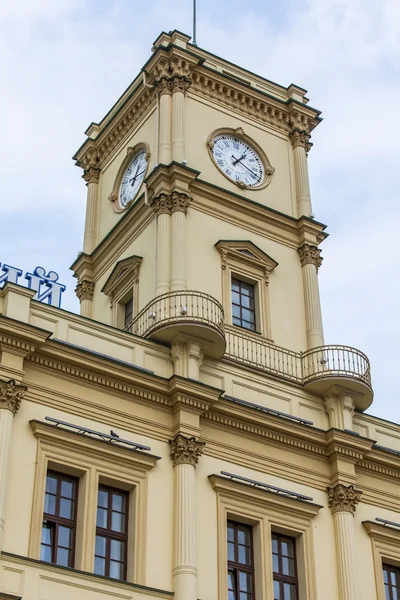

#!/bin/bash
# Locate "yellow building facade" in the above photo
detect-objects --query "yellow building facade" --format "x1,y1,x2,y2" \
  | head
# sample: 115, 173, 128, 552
0, 29, 399, 600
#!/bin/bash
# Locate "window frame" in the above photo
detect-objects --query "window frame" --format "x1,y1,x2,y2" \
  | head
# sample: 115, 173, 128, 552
95, 484, 129, 580
215, 240, 277, 340
231, 277, 257, 332
363, 521, 400, 600
41, 470, 78, 568
209, 474, 321, 600
383, 563, 400, 600
227, 520, 255, 600
272, 532, 299, 600
29, 419, 160, 584
101, 255, 143, 331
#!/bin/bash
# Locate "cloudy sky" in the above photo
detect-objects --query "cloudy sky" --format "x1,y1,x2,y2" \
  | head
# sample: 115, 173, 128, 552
1, 0, 399, 422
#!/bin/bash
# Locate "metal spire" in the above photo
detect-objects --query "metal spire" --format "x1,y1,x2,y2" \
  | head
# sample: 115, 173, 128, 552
192, 0, 197, 46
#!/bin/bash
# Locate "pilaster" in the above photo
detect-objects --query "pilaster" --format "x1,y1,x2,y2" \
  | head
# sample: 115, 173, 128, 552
325, 388, 356, 431
82, 165, 100, 254
290, 129, 312, 217
150, 194, 172, 296
75, 279, 95, 319
298, 243, 324, 349
170, 193, 191, 292
0, 379, 27, 551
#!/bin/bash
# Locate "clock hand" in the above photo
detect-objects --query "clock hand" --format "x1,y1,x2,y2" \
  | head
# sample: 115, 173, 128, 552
231, 153, 246, 166
237, 161, 260, 181
129, 164, 140, 185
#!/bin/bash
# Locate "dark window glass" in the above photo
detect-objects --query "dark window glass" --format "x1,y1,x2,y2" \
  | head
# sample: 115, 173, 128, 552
227, 521, 254, 600
383, 564, 400, 600
272, 533, 298, 600
124, 298, 133, 330
94, 486, 128, 581
41, 471, 78, 568
231, 278, 256, 331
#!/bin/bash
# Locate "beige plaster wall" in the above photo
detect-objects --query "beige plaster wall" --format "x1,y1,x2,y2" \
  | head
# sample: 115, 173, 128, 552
185, 94, 296, 217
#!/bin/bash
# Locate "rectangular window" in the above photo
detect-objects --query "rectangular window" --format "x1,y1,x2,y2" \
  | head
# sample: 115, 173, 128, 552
95, 485, 128, 580
227, 520, 254, 600
124, 298, 133, 330
41, 471, 78, 568
272, 533, 298, 600
231, 278, 256, 331
383, 564, 400, 600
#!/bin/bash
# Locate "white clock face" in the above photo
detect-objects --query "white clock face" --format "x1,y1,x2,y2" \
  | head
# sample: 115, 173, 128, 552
119, 150, 148, 209
212, 135, 264, 187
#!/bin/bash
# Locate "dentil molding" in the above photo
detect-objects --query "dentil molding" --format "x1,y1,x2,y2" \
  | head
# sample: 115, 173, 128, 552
169, 434, 205, 467
0, 379, 27, 415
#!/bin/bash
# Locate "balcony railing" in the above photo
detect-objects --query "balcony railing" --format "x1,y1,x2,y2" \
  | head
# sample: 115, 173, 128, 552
125, 290, 225, 340
224, 327, 372, 397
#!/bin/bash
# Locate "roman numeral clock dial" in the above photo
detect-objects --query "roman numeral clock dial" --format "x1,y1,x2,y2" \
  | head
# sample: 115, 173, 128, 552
211, 134, 265, 188
118, 150, 148, 209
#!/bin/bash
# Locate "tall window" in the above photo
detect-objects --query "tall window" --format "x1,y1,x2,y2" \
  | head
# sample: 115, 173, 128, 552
227, 521, 254, 600
231, 278, 256, 331
41, 471, 78, 567
383, 564, 400, 599
272, 533, 298, 600
95, 486, 128, 580
124, 297, 133, 330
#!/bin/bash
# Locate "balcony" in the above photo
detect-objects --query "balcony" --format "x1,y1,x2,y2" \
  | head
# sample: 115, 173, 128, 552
224, 327, 373, 409
126, 290, 226, 358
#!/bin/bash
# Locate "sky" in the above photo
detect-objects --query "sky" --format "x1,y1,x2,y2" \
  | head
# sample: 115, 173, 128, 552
1, 0, 399, 422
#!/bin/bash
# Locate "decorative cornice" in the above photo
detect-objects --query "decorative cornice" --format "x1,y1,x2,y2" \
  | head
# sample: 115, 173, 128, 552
169, 433, 204, 467
327, 484, 362, 515
75, 279, 95, 302
0, 379, 27, 415
297, 243, 323, 270
83, 166, 100, 185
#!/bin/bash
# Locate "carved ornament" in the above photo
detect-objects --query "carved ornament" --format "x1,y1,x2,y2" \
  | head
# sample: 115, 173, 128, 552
150, 192, 191, 216
327, 484, 362, 515
0, 379, 27, 415
75, 279, 95, 302
297, 244, 323, 270
171, 192, 191, 214
83, 165, 101, 184
290, 129, 311, 150
153, 57, 192, 97
169, 434, 205, 467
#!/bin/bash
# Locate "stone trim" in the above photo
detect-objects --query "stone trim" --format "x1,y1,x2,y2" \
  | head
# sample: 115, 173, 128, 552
0, 379, 27, 415
327, 484, 362, 515
297, 243, 323, 270
169, 434, 205, 467
75, 279, 95, 302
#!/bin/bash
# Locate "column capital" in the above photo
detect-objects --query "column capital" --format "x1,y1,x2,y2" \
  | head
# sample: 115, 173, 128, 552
150, 193, 173, 215
83, 166, 101, 185
290, 129, 311, 150
297, 243, 323, 270
75, 279, 95, 302
171, 192, 191, 215
169, 434, 205, 467
0, 379, 27, 416
327, 484, 362, 515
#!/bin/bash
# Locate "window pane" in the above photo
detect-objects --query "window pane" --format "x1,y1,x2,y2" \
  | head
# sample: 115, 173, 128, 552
61, 480, 74, 499
240, 594, 251, 600
58, 526, 71, 549
240, 295, 254, 309
111, 539, 124, 561
237, 527, 250, 546
41, 525, 52, 546
232, 291, 241, 305
228, 570, 236, 591
112, 493, 124, 512
228, 541, 235, 561
111, 511, 125, 533
97, 507, 108, 528
272, 553, 279, 573
227, 526, 235, 542
272, 536, 279, 553
41, 542, 53, 563
232, 279, 240, 292
242, 309, 255, 323
56, 547, 70, 567
46, 475, 57, 494
95, 535, 106, 558
110, 560, 124, 580
283, 583, 297, 600
239, 571, 252, 592
282, 539, 294, 558
383, 568, 389, 583
232, 304, 241, 318
94, 556, 106, 576
59, 498, 73, 519
384, 584, 390, 600
238, 544, 251, 565
44, 493, 56, 515
98, 489, 109, 508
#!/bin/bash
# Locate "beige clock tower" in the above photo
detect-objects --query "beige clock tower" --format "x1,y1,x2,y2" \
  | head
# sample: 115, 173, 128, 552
2, 28, 400, 600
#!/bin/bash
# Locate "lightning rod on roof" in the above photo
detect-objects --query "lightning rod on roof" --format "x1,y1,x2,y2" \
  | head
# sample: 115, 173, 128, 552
192, 0, 197, 46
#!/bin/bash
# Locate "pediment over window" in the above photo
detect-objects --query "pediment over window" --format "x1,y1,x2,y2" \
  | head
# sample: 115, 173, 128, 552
215, 240, 278, 275
101, 255, 143, 298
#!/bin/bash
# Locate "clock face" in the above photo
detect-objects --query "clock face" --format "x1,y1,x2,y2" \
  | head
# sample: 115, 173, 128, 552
212, 135, 264, 187
118, 150, 148, 209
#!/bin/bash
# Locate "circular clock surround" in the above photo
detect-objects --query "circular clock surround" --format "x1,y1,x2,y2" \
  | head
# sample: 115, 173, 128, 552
207, 127, 274, 190
109, 143, 150, 213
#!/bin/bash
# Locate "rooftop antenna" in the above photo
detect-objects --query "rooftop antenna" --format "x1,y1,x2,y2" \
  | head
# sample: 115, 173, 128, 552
192, 0, 197, 46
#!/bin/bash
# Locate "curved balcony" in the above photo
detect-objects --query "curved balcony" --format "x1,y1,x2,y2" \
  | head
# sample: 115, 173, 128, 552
302, 345, 373, 409
126, 290, 226, 358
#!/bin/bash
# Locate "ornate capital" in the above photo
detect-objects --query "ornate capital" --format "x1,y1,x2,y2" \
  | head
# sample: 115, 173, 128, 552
171, 192, 191, 215
153, 57, 192, 97
297, 243, 323, 270
156, 78, 173, 96
83, 166, 100, 185
0, 379, 27, 415
290, 129, 311, 150
75, 279, 95, 302
150, 193, 173, 216
169, 434, 204, 467
327, 484, 362, 515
